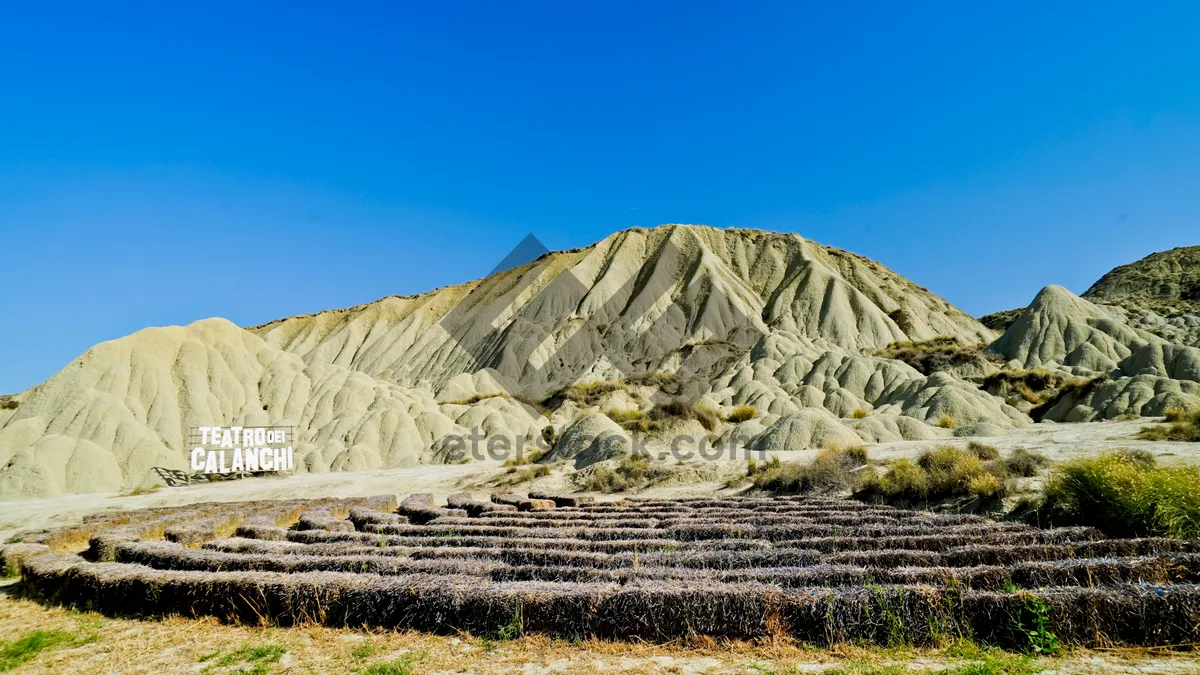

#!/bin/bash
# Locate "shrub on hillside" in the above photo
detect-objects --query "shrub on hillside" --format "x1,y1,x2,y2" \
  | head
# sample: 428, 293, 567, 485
874, 336, 998, 375
622, 371, 684, 395
548, 381, 630, 408
605, 399, 720, 434
1136, 408, 1200, 442
574, 455, 671, 493
1027, 452, 1200, 539
751, 446, 869, 494
724, 404, 758, 424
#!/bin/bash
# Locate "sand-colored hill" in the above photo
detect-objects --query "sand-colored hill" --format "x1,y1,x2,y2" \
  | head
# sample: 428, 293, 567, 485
3, 225, 1197, 499
1084, 245, 1200, 316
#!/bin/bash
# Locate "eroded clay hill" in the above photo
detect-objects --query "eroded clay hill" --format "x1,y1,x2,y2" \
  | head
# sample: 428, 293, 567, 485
1084, 245, 1200, 316
1, 225, 1197, 498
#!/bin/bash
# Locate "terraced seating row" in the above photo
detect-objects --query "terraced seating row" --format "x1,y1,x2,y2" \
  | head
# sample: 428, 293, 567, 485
3, 493, 1199, 646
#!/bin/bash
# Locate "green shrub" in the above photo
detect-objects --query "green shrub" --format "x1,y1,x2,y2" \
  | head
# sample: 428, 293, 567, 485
725, 404, 759, 423
967, 441, 1000, 461
575, 455, 671, 493
1029, 451, 1200, 538
606, 399, 719, 434
622, 371, 684, 394
1028, 374, 1111, 421
545, 380, 631, 408
860, 446, 1010, 505
1164, 407, 1189, 423
751, 446, 869, 494
1136, 408, 1200, 442
874, 337, 998, 375
1004, 448, 1049, 477
936, 415, 955, 429
851, 408, 868, 420
981, 369, 1068, 405
604, 408, 649, 429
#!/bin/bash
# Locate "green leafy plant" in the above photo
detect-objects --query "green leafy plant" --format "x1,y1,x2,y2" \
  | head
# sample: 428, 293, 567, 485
1019, 594, 1058, 655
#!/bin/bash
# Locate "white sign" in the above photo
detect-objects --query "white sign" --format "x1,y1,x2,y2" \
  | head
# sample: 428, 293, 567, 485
189, 425, 295, 474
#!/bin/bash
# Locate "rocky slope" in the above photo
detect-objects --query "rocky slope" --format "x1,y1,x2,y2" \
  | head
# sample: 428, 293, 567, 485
1, 225, 1195, 499
1084, 246, 1200, 316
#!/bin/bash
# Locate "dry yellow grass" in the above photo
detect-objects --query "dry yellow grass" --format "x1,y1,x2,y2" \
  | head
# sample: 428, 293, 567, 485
2, 580, 1197, 674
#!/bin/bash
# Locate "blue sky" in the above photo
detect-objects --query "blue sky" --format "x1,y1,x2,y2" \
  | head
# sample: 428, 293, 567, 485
1, 2, 1198, 393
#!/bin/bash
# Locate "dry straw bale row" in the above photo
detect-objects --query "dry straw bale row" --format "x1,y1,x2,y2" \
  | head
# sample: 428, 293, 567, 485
14, 551, 1200, 647
7, 494, 1200, 646
527, 490, 595, 507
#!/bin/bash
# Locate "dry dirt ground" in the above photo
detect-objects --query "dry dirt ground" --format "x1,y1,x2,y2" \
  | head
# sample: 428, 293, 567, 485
3, 418, 1195, 543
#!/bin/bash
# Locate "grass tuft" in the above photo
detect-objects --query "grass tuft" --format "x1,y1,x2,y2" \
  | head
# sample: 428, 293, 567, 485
751, 447, 869, 494
725, 404, 759, 424
362, 657, 414, 675
0, 630, 89, 672
1026, 451, 1200, 538
966, 442, 999, 461
1003, 448, 1049, 477
574, 455, 672, 493
1136, 408, 1200, 442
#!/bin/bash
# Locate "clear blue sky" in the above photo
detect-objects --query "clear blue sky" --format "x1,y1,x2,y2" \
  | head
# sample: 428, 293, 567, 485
2, 2, 1199, 393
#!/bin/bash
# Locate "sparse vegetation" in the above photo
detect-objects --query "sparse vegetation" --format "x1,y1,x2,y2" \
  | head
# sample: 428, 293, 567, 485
200, 642, 287, 674
12, 490, 1200, 652
544, 380, 631, 409
875, 337, 998, 376
1024, 451, 1200, 538
0, 630, 91, 672
491, 464, 551, 487
1027, 374, 1111, 420
1003, 448, 1049, 477
109, 485, 161, 498
1136, 408, 1200, 442
936, 415, 955, 429
978, 308, 1024, 332
445, 392, 547, 413
859, 445, 1010, 506
623, 371, 684, 395
725, 404, 759, 423
605, 399, 720, 434
851, 408, 868, 420
751, 446, 869, 494
362, 656, 415, 675
0, 396, 18, 411
574, 454, 672, 492
980, 369, 1068, 406
966, 441, 999, 461
502, 449, 546, 467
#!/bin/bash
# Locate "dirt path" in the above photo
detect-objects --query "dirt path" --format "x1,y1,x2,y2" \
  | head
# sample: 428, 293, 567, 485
3, 418, 1196, 542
